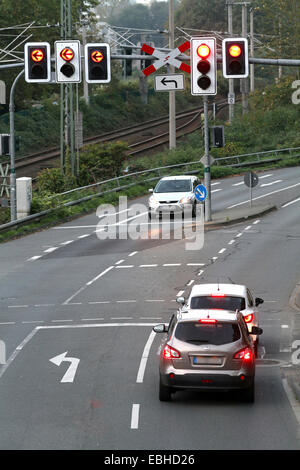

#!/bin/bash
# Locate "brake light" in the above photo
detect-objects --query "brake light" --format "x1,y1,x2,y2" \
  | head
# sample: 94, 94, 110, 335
210, 293, 225, 297
244, 313, 253, 323
234, 348, 253, 362
199, 319, 217, 324
162, 344, 181, 359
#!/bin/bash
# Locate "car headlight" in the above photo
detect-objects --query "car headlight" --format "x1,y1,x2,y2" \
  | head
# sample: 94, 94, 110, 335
149, 196, 158, 207
179, 196, 193, 204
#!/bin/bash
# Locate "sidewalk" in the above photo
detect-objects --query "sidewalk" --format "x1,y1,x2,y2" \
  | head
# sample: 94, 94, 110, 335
204, 203, 277, 227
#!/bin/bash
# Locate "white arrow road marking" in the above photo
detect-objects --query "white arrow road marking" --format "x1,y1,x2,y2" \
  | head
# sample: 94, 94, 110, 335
49, 351, 80, 383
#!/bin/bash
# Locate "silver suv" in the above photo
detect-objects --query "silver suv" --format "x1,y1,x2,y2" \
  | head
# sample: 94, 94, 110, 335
153, 309, 263, 403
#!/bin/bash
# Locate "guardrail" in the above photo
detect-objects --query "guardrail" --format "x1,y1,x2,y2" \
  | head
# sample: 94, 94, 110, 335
1, 145, 299, 232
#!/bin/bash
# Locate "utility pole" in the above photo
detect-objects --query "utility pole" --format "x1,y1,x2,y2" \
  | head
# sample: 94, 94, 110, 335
82, 24, 89, 106
227, 0, 234, 123
169, 0, 176, 149
60, 0, 76, 175
249, 7, 255, 92
241, 2, 249, 114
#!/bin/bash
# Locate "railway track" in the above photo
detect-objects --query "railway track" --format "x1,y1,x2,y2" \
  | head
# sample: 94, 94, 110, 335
12, 99, 229, 177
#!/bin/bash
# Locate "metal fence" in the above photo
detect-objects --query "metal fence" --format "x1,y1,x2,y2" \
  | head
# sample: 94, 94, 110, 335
0, 144, 299, 231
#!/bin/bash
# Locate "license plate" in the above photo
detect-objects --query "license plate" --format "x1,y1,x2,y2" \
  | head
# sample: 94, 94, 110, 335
193, 356, 223, 365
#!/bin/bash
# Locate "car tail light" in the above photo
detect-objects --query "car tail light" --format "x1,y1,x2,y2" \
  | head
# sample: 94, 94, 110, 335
162, 344, 181, 359
244, 313, 253, 323
210, 293, 225, 297
199, 319, 217, 324
234, 347, 253, 362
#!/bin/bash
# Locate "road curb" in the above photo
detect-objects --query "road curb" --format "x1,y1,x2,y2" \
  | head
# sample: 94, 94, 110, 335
204, 204, 277, 228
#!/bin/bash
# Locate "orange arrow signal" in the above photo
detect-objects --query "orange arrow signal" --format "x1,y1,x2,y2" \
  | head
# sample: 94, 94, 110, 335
60, 47, 74, 62
31, 49, 44, 62
91, 50, 103, 63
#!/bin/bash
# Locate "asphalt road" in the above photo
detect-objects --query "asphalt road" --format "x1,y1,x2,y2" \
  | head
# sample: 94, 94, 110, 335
0, 166, 300, 450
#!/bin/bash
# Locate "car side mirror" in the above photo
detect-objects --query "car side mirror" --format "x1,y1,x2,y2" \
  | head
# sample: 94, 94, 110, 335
148, 188, 153, 193
176, 296, 185, 305
255, 297, 264, 307
153, 324, 168, 333
250, 326, 263, 336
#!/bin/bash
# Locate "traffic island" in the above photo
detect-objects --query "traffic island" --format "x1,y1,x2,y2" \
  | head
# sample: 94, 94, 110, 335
204, 203, 277, 228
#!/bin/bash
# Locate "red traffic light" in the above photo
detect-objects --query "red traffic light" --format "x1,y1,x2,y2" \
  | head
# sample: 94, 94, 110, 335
31, 49, 44, 62
91, 50, 103, 63
60, 47, 74, 62
197, 44, 211, 59
229, 44, 242, 58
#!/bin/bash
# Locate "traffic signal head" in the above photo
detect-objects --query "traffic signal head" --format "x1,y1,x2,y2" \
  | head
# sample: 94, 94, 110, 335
84, 43, 111, 83
222, 38, 249, 78
24, 42, 51, 83
191, 37, 217, 96
55, 40, 81, 83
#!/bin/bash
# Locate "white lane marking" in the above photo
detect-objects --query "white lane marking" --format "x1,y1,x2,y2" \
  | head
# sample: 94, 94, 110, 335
60, 240, 74, 245
115, 265, 134, 269
116, 300, 137, 303
187, 263, 205, 266
52, 319, 74, 323
63, 286, 87, 305
176, 290, 185, 297
163, 263, 181, 267
128, 251, 138, 257
212, 257, 218, 261
198, 269, 204, 276
282, 197, 300, 208
259, 174, 273, 179
115, 259, 125, 265
81, 318, 104, 321
211, 189, 222, 193
86, 266, 114, 286
139, 264, 158, 268
218, 248, 226, 254
140, 317, 162, 320
43, 247, 59, 253
136, 330, 156, 384
49, 352, 80, 383
211, 182, 221, 186
0, 322, 15, 325
88, 301, 110, 304
227, 181, 300, 208
8, 305, 28, 308
187, 280, 195, 286
232, 181, 244, 187
34, 304, 55, 307
111, 317, 133, 320
0, 327, 38, 379
131, 404, 140, 430
236, 233, 243, 238
22, 320, 44, 324
260, 179, 282, 187
253, 219, 261, 224
27, 255, 42, 261
228, 239, 235, 245
77, 234, 90, 239
145, 299, 165, 302
281, 324, 289, 329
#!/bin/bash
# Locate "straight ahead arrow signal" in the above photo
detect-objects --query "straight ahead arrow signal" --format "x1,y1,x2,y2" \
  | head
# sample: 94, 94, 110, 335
50, 351, 80, 383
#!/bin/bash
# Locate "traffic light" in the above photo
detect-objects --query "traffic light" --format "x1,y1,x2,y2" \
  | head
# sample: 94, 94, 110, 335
55, 40, 81, 83
211, 126, 225, 148
0, 134, 9, 156
24, 42, 51, 83
191, 37, 217, 96
124, 48, 132, 77
84, 43, 111, 83
222, 38, 249, 78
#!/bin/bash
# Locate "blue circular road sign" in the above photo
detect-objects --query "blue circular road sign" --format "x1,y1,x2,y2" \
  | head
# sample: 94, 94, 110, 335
195, 184, 207, 202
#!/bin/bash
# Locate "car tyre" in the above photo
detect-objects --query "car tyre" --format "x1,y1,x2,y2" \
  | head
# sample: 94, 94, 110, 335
148, 210, 152, 220
240, 381, 255, 403
159, 378, 172, 402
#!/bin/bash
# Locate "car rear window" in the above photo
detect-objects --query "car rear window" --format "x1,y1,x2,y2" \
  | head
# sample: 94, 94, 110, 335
174, 321, 241, 345
190, 295, 246, 311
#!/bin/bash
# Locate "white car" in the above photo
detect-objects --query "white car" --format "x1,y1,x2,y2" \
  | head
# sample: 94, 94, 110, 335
148, 175, 202, 219
177, 283, 264, 356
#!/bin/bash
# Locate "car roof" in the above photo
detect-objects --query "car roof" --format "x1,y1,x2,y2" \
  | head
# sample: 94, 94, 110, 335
189, 283, 247, 298
158, 175, 196, 181
178, 309, 241, 323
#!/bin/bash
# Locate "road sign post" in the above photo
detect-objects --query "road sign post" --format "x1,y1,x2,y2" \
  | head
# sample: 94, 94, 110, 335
244, 171, 259, 207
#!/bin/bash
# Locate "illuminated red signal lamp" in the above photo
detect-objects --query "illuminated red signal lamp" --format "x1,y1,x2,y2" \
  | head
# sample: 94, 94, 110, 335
229, 44, 242, 58
197, 44, 211, 59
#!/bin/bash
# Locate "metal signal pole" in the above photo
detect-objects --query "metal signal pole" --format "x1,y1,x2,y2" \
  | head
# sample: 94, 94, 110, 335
227, 0, 234, 123
169, 0, 176, 149
60, 0, 76, 175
